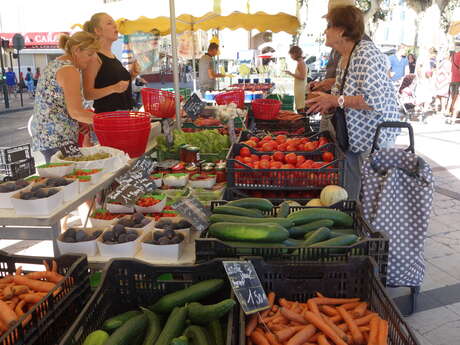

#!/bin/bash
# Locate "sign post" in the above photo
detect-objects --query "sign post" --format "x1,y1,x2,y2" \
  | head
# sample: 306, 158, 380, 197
12, 34, 25, 108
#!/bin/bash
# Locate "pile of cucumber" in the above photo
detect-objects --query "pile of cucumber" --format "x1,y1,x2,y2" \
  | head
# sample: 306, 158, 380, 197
83, 279, 235, 345
208, 198, 360, 248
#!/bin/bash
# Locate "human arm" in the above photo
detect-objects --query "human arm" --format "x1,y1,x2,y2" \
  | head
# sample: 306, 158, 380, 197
208, 69, 225, 79
305, 92, 372, 114
82, 55, 129, 100
56, 66, 94, 124
285, 61, 306, 80
310, 78, 336, 92
130, 61, 140, 80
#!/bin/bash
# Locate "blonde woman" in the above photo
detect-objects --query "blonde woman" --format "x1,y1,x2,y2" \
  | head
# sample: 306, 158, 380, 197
83, 13, 138, 113
285, 46, 307, 112
30, 32, 99, 163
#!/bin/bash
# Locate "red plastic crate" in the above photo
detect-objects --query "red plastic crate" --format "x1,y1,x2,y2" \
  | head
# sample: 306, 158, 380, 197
215, 90, 245, 109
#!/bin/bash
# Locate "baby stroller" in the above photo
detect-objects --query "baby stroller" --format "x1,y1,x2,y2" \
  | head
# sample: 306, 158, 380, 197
398, 74, 431, 123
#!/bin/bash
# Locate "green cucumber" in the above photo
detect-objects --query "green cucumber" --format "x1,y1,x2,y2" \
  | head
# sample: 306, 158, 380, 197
330, 230, 356, 238
188, 299, 236, 325
287, 208, 353, 227
208, 320, 224, 345
303, 227, 331, 246
102, 310, 142, 331
277, 201, 290, 218
154, 306, 187, 345
171, 336, 189, 345
140, 307, 161, 345
104, 314, 148, 345
82, 330, 109, 345
288, 219, 334, 238
183, 325, 213, 345
209, 214, 293, 228
226, 198, 274, 212
212, 205, 265, 218
282, 238, 306, 247
332, 228, 355, 233
151, 279, 224, 314
310, 234, 359, 247
209, 222, 289, 243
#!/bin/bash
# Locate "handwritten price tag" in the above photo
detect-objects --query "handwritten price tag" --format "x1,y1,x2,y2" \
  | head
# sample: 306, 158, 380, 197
60, 142, 82, 158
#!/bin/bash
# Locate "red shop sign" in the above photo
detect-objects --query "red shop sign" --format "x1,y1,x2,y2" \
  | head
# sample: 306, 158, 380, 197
0, 32, 68, 48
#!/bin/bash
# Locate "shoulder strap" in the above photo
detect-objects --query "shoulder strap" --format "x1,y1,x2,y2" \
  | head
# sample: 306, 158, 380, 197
340, 41, 360, 94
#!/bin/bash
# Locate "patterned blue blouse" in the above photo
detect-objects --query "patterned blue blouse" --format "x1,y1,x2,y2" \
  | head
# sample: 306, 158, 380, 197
31, 59, 79, 151
331, 40, 400, 153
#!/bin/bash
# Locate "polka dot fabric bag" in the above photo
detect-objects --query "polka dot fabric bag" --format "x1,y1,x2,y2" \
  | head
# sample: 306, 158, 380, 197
360, 147, 434, 287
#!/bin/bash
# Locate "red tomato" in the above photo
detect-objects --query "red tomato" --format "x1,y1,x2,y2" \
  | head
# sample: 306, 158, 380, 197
275, 135, 287, 143
243, 157, 253, 164
286, 145, 297, 151
251, 154, 260, 162
304, 142, 317, 151
322, 152, 334, 162
253, 162, 260, 169
285, 153, 297, 165
311, 141, 319, 149
245, 140, 257, 148
270, 161, 283, 169
246, 162, 254, 168
262, 142, 275, 152
262, 135, 273, 142
296, 156, 306, 166
240, 147, 251, 157
249, 136, 260, 143
273, 151, 285, 162
278, 143, 287, 152
312, 162, 323, 169
259, 159, 270, 169
282, 164, 296, 169
261, 154, 271, 161
235, 155, 243, 162
300, 138, 309, 144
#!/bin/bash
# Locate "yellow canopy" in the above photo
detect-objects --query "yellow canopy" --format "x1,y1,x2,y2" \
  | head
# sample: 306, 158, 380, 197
115, 11, 300, 35
449, 21, 460, 36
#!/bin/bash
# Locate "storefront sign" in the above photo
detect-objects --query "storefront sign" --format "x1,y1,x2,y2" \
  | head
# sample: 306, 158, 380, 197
223, 261, 269, 315
0, 32, 66, 48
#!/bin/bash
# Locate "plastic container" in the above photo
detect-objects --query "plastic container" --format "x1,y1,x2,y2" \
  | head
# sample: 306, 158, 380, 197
238, 257, 419, 345
196, 200, 389, 283
141, 88, 176, 118
11, 187, 64, 216
251, 98, 281, 120
58, 259, 236, 345
36, 163, 75, 178
0, 251, 90, 345
89, 215, 118, 228
73, 169, 104, 185
140, 230, 185, 261
189, 174, 216, 189
0, 182, 32, 208
60, 178, 79, 202
0, 144, 32, 164
106, 202, 135, 214
215, 90, 245, 109
163, 173, 189, 187
134, 194, 167, 214
116, 215, 155, 232
57, 228, 105, 256
96, 229, 143, 258
150, 173, 163, 187
153, 216, 192, 243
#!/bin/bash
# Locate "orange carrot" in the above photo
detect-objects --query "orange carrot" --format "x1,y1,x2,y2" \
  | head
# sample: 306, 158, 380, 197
352, 302, 368, 318
15, 266, 22, 275
265, 331, 282, 345
275, 326, 305, 342
11, 285, 29, 297
3, 285, 14, 300
307, 299, 320, 316
286, 325, 316, 345
318, 333, 333, 345
14, 300, 25, 318
359, 327, 370, 332
272, 305, 279, 313
261, 292, 276, 318
246, 313, 259, 337
316, 292, 326, 298
263, 310, 281, 323
377, 319, 388, 345
279, 298, 291, 308
18, 293, 45, 304
251, 330, 271, 345
312, 297, 360, 305
337, 307, 364, 345
42, 260, 50, 272
0, 300, 17, 326
320, 305, 339, 317
12, 276, 55, 293
5, 297, 19, 310
51, 260, 57, 273
0, 318, 8, 332
330, 314, 342, 323
367, 315, 379, 345
0, 276, 13, 285
309, 333, 320, 342
320, 314, 350, 343
341, 302, 361, 310
269, 324, 286, 332
280, 307, 307, 324
25, 271, 64, 284
303, 311, 347, 345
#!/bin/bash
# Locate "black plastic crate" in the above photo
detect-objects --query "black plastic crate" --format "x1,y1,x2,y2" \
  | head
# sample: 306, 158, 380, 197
196, 200, 388, 283
0, 251, 90, 345
0, 158, 36, 181
223, 187, 319, 206
0, 144, 32, 164
239, 257, 419, 345
59, 258, 237, 345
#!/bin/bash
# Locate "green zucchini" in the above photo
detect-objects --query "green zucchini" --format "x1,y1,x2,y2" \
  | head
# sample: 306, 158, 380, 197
171, 336, 189, 345
212, 205, 265, 218
287, 208, 353, 227
226, 198, 274, 212
188, 299, 235, 325
209, 214, 293, 228
277, 201, 290, 218
209, 222, 289, 243
150, 279, 224, 314
303, 227, 331, 246
208, 320, 224, 345
104, 314, 148, 345
310, 234, 359, 247
140, 307, 161, 345
330, 230, 356, 238
82, 330, 109, 345
102, 310, 142, 331
154, 306, 187, 345
288, 219, 334, 238
183, 325, 213, 345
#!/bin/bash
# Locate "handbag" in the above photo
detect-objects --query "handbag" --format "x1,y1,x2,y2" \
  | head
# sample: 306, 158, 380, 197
331, 41, 359, 151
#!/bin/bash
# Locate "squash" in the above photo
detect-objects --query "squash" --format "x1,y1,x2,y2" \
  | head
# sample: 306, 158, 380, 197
306, 198, 323, 207
320, 185, 348, 207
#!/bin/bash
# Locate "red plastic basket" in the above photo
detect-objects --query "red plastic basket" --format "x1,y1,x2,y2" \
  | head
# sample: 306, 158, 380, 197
215, 90, 245, 109
94, 112, 151, 158
141, 88, 178, 118
252, 98, 281, 120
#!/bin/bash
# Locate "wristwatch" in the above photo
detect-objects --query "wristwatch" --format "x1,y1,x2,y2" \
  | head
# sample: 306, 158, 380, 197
338, 95, 345, 109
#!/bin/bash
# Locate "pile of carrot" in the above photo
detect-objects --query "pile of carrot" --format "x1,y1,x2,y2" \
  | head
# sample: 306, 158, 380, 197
0, 260, 64, 336
276, 111, 304, 122
245, 292, 389, 345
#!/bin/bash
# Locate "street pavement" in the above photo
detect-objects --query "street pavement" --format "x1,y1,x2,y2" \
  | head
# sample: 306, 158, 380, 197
0, 105, 459, 344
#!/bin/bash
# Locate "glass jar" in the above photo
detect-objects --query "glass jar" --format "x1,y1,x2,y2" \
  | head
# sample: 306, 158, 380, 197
215, 162, 226, 183
184, 146, 200, 163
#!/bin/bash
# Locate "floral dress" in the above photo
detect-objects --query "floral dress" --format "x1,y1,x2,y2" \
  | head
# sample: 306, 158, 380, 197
31, 59, 79, 152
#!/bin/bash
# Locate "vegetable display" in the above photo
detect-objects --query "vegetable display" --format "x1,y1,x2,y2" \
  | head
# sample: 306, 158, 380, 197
156, 129, 230, 155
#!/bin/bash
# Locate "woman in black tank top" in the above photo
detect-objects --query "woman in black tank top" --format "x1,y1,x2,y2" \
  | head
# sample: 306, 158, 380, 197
82, 13, 138, 113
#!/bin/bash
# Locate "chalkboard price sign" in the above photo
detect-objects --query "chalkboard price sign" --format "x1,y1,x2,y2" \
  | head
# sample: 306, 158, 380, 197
183, 93, 205, 120
223, 261, 269, 315
172, 197, 210, 231
132, 156, 157, 176
60, 142, 83, 158
107, 183, 144, 206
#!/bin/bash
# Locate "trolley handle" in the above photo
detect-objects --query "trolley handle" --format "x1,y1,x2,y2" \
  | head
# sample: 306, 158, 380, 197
371, 121, 414, 154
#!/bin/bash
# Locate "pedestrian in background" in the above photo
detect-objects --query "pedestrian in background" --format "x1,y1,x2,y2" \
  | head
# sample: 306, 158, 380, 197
285, 45, 307, 113
33, 67, 40, 88
449, 46, 460, 123
25, 67, 34, 96
5, 68, 17, 98
389, 45, 409, 84
408, 53, 416, 74
434, 51, 451, 116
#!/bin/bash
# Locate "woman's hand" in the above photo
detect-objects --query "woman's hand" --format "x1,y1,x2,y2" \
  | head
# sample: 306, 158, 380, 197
131, 61, 140, 79
111, 80, 129, 93
305, 91, 338, 114
284, 70, 293, 76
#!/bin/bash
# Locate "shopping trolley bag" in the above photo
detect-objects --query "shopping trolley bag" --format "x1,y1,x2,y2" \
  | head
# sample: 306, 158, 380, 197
361, 122, 434, 288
